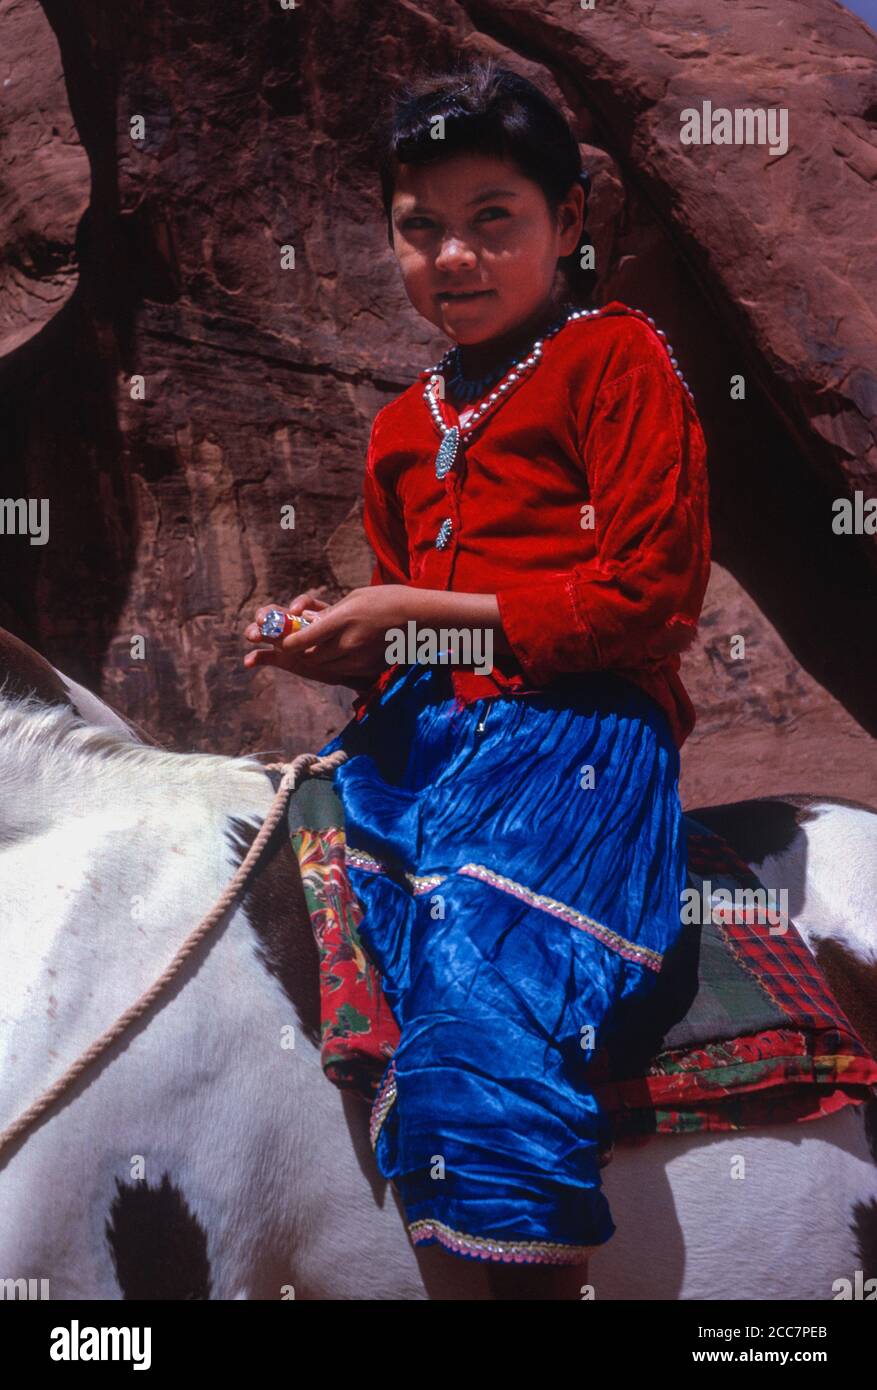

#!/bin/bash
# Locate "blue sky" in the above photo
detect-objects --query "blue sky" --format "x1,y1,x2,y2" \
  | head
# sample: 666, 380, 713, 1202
842, 0, 876, 28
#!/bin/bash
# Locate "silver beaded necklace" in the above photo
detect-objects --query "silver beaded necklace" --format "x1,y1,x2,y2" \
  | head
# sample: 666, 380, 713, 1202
423, 303, 580, 488
421, 302, 694, 550
422, 301, 697, 550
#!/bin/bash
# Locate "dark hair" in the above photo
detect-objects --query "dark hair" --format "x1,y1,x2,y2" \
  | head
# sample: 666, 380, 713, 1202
373, 58, 596, 308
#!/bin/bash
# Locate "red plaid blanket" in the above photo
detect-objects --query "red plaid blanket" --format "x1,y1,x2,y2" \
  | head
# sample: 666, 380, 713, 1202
288, 776, 877, 1140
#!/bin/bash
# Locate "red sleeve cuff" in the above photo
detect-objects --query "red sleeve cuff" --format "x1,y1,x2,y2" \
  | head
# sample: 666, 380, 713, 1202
496, 577, 600, 685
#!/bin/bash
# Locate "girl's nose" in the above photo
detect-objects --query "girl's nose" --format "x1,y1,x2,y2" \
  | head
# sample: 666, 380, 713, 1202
435, 236, 477, 270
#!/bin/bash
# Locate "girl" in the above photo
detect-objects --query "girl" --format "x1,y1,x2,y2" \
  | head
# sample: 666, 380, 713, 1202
244, 59, 710, 1300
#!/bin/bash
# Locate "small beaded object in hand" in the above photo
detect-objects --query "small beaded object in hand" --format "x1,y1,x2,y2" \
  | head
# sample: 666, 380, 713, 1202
259, 608, 312, 640
422, 303, 694, 550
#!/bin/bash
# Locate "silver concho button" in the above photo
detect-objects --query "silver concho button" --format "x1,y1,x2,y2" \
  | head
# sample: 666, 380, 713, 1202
435, 427, 459, 480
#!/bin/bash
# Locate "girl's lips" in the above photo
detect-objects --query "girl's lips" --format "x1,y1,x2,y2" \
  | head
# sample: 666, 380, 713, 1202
437, 289, 494, 302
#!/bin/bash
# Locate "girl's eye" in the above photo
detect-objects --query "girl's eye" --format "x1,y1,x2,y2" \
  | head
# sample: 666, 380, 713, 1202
400, 207, 510, 232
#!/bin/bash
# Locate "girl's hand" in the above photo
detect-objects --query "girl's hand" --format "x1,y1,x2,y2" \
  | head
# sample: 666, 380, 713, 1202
243, 585, 414, 688
243, 591, 328, 662
276, 591, 332, 623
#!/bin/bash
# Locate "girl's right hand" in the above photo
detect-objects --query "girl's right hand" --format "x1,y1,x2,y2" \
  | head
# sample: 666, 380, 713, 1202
282, 591, 332, 623
243, 592, 331, 663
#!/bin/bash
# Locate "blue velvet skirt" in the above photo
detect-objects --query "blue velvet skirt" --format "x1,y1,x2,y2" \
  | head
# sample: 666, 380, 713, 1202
317, 663, 686, 1266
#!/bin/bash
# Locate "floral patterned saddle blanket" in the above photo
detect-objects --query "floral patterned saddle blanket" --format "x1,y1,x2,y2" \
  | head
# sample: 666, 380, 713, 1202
286, 774, 877, 1143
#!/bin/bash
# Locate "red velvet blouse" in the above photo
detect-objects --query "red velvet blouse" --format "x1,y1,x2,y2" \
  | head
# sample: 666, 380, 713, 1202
351, 301, 711, 749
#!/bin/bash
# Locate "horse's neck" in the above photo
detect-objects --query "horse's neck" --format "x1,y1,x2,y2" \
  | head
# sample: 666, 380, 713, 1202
0, 696, 275, 1106
0, 694, 268, 838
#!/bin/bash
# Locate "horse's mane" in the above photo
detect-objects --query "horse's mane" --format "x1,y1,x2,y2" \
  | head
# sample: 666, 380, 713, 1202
0, 681, 269, 841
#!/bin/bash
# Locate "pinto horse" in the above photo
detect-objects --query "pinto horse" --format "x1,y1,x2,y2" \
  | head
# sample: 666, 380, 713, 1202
0, 628, 874, 1301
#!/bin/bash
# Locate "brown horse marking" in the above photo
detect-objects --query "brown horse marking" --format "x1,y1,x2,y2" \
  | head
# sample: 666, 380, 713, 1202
105, 1172, 212, 1300
690, 793, 877, 868
0, 625, 163, 747
226, 775, 322, 1048
0, 628, 75, 709
813, 937, 877, 1076
688, 796, 821, 866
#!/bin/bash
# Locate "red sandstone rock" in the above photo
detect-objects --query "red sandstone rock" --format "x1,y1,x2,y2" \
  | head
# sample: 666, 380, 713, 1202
0, 0, 88, 356
0, 0, 874, 811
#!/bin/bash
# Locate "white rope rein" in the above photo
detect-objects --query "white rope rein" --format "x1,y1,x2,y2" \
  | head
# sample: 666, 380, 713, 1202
0, 747, 350, 1163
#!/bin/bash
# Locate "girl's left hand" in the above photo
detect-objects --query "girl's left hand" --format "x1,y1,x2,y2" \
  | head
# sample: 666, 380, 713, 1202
242, 585, 415, 688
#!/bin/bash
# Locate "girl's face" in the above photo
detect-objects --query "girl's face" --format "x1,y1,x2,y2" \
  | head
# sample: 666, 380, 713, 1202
389, 152, 584, 346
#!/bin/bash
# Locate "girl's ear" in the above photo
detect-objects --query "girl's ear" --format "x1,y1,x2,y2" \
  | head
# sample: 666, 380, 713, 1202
557, 180, 586, 257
